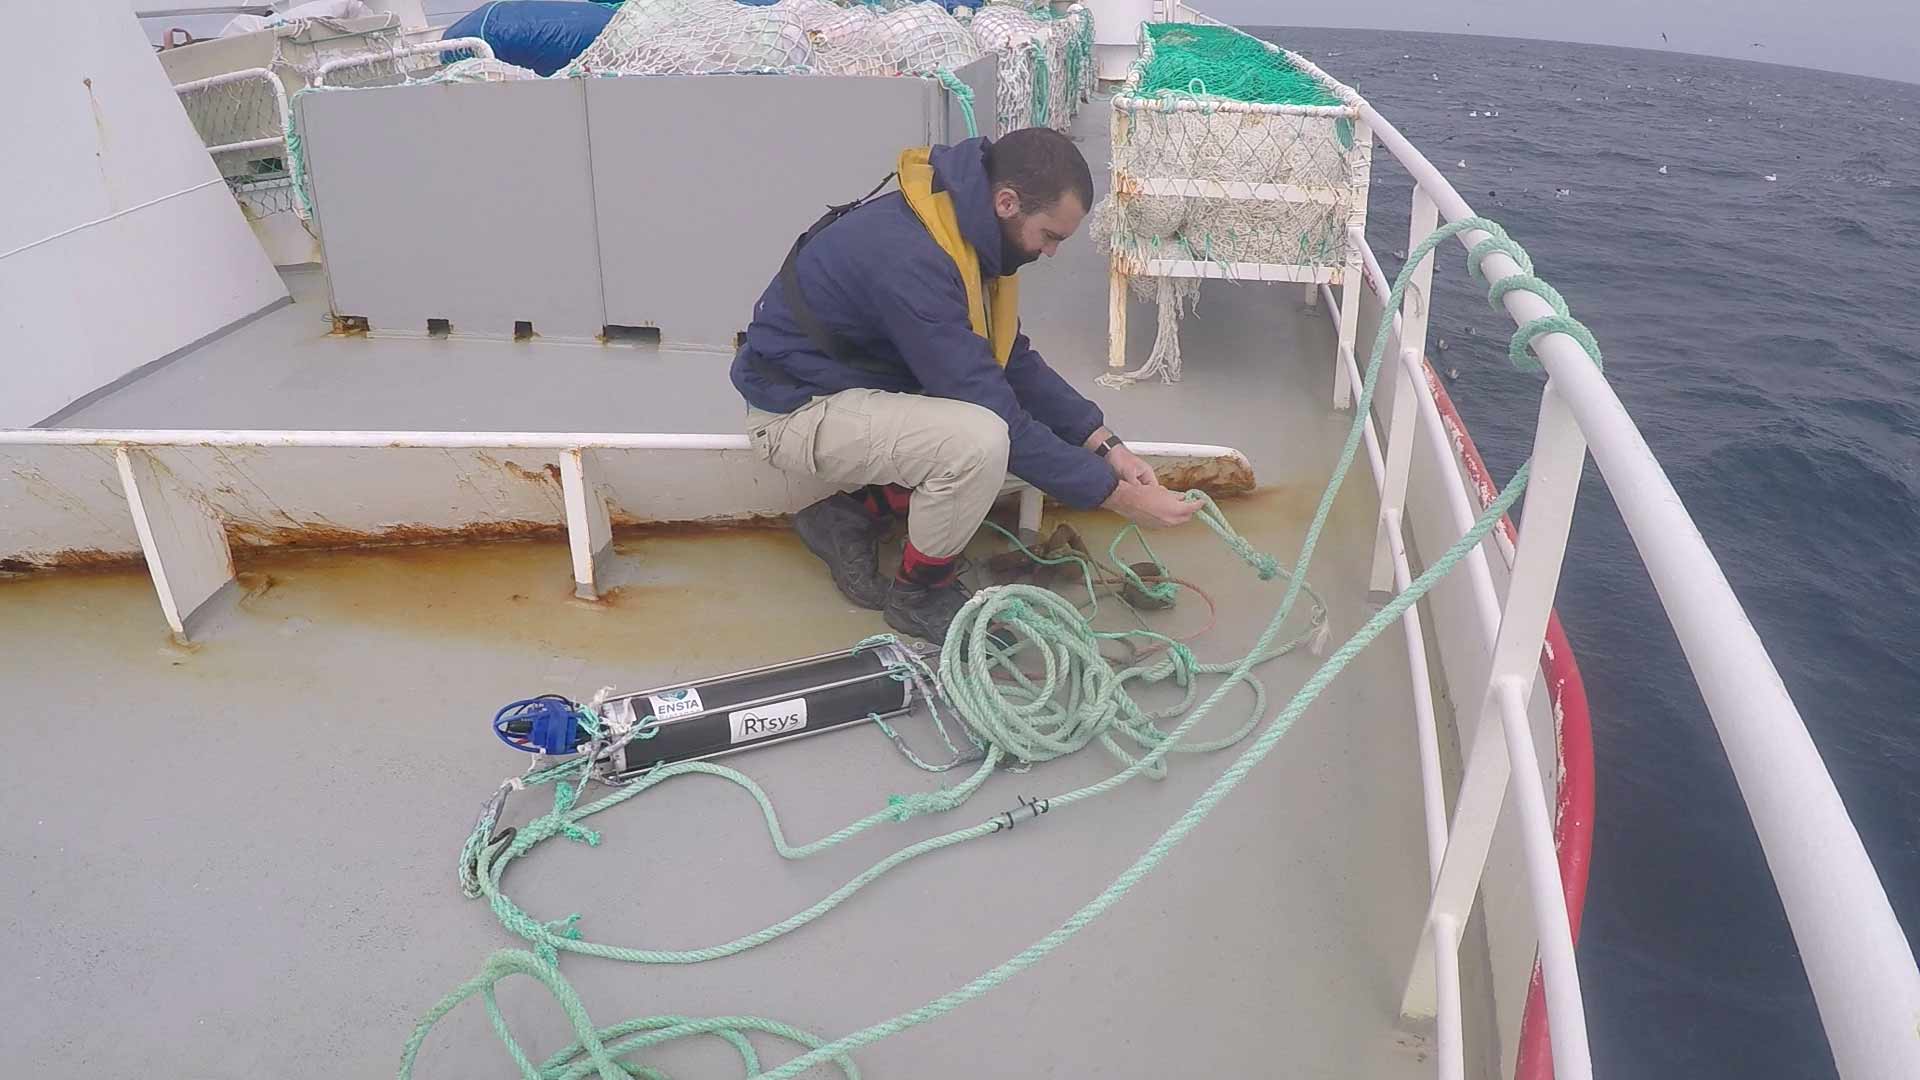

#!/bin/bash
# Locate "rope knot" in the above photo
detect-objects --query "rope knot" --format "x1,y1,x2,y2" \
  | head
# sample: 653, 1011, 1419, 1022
886, 789, 960, 822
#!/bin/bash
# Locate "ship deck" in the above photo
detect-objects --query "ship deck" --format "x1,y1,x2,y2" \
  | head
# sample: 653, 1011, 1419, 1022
1, 99, 1484, 1078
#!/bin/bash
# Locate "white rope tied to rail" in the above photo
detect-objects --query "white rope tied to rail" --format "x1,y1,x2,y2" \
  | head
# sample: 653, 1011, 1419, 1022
1098, 276, 1201, 388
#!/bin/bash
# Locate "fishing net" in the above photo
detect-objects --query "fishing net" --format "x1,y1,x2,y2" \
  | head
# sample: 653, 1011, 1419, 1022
809, 2, 980, 78
437, 57, 543, 82
1051, 5, 1097, 107
776, 0, 850, 32
1109, 105, 1357, 266
1135, 23, 1342, 106
175, 71, 300, 220
171, 16, 445, 222
256, 12, 409, 90
311, 37, 490, 89
1098, 25, 1369, 386
561, 0, 814, 76
968, 6, 1049, 134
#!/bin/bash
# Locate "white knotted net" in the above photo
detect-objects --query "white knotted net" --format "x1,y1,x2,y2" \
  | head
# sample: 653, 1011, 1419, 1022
967, 6, 1047, 134
775, 0, 849, 32
561, 0, 815, 76
809, 2, 981, 78
259, 13, 409, 90
1107, 107, 1359, 267
438, 57, 543, 83
176, 72, 299, 221
964, 3, 1093, 136
310, 36, 493, 89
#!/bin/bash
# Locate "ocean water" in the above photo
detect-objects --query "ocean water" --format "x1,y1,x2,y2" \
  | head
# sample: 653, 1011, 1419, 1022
1249, 26, 1920, 1079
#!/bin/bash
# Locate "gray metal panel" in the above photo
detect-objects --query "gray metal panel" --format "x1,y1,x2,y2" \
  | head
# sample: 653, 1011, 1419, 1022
587, 74, 932, 348
299, 79, 605, 339
946, 54, 998, 143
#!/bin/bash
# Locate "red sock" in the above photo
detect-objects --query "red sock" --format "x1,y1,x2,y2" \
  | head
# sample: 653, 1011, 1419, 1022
882, 484, 913, 515
852, 484, 891, 519
898, 539, 957, 585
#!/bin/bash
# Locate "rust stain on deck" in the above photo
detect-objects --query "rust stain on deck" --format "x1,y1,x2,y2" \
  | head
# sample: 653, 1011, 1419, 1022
218, 526, 885, 667
0, 548, 146, 577
475, 452, 562, 487
607, 512, 790, 536
0, 484, 1377, 689
225, 518, 568, 554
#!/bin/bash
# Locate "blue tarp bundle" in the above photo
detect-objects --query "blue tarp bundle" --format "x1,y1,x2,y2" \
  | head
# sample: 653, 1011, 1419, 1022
443, 1, 615, 77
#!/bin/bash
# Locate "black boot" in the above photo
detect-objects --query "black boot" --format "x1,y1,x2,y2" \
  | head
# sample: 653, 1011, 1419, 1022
792, 493, 890, 610
884, 575, 975, 646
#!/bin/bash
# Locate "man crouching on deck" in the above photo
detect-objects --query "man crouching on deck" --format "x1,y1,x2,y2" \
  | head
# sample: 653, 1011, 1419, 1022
731, 127, 1197, 646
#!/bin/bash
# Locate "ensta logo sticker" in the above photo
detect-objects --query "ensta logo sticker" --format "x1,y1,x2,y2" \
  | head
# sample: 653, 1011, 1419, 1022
647, 687, 705, 721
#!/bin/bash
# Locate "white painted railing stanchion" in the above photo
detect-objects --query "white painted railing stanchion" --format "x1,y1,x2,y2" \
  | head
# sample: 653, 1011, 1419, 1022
1353, 236, 1504, 636
558, 447, 614, 601
1370, 189, 1439, 594
1388, 508, 1451, 883
115, 447, 237, 639
1336, 319, 1451, 882
1480, 387, 1597, 1080
1402, 382, 1589, 1027
1431, 912, 1467, 1080
1497, 679, 1592, 1080
1332, 212, 1365, 408
1368, 348, 1422, 597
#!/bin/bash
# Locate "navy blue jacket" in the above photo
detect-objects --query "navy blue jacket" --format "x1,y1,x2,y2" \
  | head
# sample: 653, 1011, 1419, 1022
730, 139, 1117, 509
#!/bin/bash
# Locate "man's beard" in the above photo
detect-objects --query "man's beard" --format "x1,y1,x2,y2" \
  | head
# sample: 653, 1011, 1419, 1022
998, 216, 1041, 273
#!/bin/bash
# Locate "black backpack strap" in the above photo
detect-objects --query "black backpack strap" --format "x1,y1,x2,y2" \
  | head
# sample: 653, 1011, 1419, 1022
779, 171, 900, 378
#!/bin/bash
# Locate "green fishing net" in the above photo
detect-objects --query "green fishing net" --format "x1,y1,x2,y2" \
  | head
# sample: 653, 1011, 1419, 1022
1136, 23, 1341, 107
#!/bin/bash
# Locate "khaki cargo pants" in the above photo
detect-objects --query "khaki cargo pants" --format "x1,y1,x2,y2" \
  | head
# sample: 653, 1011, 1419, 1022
747, 388, 1010, 558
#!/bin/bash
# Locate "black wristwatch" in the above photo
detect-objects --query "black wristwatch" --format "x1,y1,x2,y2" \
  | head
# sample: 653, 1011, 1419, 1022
1093, 433, 1124, 458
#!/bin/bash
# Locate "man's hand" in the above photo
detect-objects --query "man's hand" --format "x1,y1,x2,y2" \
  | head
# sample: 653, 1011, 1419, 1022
1103, 480, 1200, 528
1106, 444, 1158, 487
1085, 427, 1159, 487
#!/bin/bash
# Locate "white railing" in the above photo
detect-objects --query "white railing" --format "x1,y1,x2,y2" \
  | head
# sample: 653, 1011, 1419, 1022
309, 37, 495, 87
0, 427, 1244, 635
1314, 86, 1920, 1080
172, 67, 306, 221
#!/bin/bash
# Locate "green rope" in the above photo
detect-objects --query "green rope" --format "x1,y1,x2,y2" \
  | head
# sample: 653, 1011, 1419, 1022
284, 86, 319, 221
410, 215, 1603, 1078
933, 68, 978, 139
1029, 43, 1049, 128
453, 493, 1318, 971
1136, 23, 1340, 107
399, 949, 858, 1080
1041, 7, 1092, 101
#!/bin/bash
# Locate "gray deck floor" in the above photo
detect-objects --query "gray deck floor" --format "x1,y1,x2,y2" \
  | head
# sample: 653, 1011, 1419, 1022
4, 99, 1450, 1079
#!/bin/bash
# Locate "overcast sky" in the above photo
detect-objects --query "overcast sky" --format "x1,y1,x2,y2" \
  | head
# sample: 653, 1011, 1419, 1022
1208, 0, 1919, 85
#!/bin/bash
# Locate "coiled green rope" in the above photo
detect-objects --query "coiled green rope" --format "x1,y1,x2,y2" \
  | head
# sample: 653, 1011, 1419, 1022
405, 215, 1602, 1078
1029, 43, 1050, 128
933, 68, 978, 139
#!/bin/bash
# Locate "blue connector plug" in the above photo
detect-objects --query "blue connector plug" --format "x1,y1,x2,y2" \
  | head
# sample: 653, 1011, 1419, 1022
493, 696, 587, 755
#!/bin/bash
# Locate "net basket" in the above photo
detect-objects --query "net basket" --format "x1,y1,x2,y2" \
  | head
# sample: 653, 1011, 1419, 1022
1105, 24, 1368, 272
